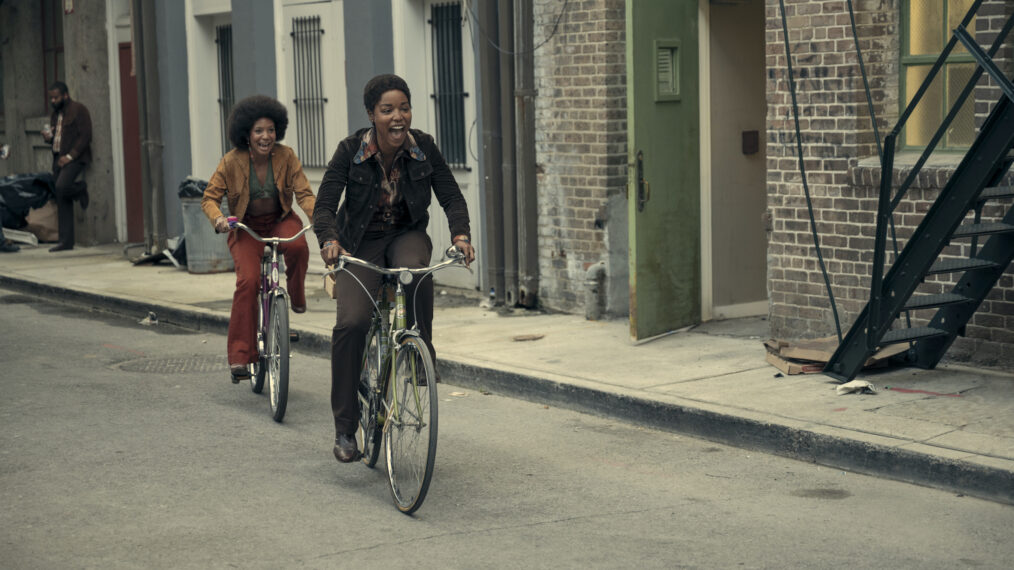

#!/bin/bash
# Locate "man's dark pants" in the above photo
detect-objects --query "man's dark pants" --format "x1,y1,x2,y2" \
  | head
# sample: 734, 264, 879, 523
52, 154, 87, 247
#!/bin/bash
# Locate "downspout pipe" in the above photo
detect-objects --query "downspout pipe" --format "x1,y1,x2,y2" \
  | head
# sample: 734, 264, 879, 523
514, 0, 538, 308
477, 0, 505, 305
132, 0, 166, 254
499, 0, 519, 307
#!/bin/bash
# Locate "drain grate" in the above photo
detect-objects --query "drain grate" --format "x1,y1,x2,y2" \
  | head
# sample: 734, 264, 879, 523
117, 355, 229, 374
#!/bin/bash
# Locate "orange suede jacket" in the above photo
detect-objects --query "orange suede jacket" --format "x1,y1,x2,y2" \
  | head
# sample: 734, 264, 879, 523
201, 143, 316, 225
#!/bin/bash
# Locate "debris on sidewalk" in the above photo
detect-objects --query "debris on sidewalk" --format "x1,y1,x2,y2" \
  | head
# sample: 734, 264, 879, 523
763, 336, 908, 375
513, 334, 544, 342
836, 379, 877, 395
139, 311, 158, 326
4, 228, 38, 247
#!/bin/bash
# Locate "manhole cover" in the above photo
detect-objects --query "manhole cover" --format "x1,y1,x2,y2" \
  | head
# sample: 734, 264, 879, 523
116, 355, 229, 374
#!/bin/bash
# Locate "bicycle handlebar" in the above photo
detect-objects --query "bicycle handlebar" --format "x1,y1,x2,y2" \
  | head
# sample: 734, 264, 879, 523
229, 221, 312, 245
328, 246, 468, 277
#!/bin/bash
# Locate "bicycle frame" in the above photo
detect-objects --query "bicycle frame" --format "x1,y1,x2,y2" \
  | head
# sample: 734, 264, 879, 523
333, 249, 468, 425
231, 221, 311, 362
232, 221, 311, 307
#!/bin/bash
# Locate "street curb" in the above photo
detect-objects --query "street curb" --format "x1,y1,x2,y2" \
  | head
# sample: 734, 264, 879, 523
437, 360, 1014, 505
2, 273, 1011, 505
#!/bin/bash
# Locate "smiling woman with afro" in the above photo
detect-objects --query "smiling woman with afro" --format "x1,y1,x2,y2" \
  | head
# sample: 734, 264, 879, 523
201, 94, 316, 381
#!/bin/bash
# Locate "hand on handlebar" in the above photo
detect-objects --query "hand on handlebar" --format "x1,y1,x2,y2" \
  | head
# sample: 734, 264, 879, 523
214, 216, 231, 233
320, 240, 349, 266
452, 238, 475, 267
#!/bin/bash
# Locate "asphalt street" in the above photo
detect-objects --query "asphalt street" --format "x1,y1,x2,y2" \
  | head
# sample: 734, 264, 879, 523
2, 289, 1014, 569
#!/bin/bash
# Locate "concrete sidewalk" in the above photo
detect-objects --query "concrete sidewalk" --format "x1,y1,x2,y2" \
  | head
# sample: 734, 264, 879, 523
1, 243, 1012, 504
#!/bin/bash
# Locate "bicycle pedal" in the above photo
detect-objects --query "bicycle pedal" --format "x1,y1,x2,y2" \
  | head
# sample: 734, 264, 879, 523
289, 331, 300, 342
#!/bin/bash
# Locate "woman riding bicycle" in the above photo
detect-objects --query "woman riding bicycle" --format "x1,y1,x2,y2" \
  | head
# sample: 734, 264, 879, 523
202, 95, 316, 382
313, 74, 475, 463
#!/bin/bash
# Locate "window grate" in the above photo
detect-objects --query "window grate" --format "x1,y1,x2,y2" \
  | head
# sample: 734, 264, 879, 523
41, 0, 65, 112
215, 24, 235, 155
430, 2, 468, 169
291, 16, 328, 168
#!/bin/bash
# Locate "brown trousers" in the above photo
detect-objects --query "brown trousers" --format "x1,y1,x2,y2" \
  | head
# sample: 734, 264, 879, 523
330, 229, 433, 435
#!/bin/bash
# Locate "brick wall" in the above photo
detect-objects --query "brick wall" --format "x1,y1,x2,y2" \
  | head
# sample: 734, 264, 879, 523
766, 0, 1014, 368
533, 0, 627, 312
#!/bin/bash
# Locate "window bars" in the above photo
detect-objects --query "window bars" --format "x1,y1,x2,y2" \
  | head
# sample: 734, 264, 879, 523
431, 2, 468, 169
291, 16, 328, 168
215, 24, 235, 155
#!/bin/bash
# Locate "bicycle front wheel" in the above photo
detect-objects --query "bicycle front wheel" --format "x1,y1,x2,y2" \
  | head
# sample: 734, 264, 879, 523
357, 324, 383, 467
383, 335, 438, 515
266, 294, 290, 422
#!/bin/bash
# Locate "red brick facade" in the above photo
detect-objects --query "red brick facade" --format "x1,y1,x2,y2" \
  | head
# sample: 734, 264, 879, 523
533, 0, 627, 312
766, 0, 1014, 367
530, 0, 1014, 367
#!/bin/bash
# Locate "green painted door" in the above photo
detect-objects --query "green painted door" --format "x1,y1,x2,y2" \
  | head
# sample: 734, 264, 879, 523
627, 0, 701, 340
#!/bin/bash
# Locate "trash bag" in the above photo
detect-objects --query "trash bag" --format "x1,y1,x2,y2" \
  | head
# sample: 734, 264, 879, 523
0, 172, 55, 229
177, 176, 208, 198
166, 235, 187, 266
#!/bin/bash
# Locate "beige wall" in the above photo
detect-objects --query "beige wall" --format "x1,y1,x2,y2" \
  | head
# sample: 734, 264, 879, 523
709, 0, 768, 312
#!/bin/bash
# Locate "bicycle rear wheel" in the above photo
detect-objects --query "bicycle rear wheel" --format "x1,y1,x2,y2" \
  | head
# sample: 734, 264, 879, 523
266, 295, 290, 422
357, 323, 383, 468
383, 335, 437, 514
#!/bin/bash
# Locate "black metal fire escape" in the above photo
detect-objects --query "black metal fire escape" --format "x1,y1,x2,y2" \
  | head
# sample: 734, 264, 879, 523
824, 4, 1014, 383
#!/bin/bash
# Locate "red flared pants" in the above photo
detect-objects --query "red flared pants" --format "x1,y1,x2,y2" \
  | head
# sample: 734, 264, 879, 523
226, 212, 308, 365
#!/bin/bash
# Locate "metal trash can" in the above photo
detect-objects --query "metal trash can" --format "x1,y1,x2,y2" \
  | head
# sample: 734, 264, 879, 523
180, 197, 234, 274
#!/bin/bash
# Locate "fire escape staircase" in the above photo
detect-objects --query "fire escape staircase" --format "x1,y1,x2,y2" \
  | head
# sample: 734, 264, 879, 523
824, 8, 1014, 383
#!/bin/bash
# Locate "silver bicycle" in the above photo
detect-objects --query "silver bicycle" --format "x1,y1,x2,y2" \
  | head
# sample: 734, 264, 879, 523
327, 246, 469, 514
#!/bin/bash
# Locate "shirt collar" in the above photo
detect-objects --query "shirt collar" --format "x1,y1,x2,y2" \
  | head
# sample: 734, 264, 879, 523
353, 128, 425, 164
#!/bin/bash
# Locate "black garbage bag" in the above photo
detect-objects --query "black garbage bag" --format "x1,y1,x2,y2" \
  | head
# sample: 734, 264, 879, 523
177, 176, 208, 198
0, 172, 55, 229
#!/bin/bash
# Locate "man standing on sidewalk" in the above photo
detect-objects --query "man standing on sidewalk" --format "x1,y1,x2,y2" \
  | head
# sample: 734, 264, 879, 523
41, 81, 91, 252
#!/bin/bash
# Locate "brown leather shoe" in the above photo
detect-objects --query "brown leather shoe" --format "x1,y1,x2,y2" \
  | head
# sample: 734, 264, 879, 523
333, 433, 359, 463
49, 243, 73, 252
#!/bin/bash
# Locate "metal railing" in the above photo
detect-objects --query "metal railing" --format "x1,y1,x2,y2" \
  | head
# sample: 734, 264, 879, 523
868, 0, 1014, 345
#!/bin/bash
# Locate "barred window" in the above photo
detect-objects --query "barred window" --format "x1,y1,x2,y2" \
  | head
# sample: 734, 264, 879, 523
901, 0, 977, 150
430, 2, 468, 168
41, 0, 65, 112
291, 16, 327, 168
215, 24, 235, 154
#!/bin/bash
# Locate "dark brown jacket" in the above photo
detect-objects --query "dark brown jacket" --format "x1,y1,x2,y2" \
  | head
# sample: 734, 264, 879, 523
49, 99, 92, 163
313, 128, 470, 254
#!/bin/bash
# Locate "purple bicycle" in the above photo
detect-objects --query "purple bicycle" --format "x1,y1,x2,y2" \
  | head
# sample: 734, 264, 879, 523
230, 220, 312, 422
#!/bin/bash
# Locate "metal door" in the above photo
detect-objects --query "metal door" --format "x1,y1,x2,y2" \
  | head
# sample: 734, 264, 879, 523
627, 0, 701, 340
